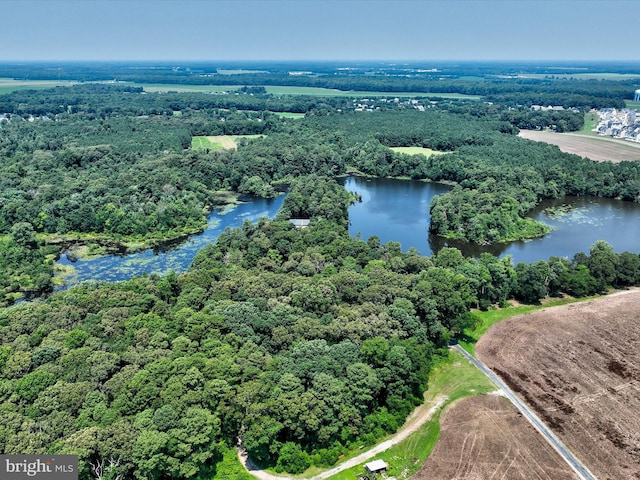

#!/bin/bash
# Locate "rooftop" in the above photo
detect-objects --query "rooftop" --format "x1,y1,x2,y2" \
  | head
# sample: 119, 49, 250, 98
364, 460, 388, 472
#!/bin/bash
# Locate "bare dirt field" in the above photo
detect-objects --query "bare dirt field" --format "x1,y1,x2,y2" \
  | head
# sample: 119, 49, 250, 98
476, 290, 640, 480
518, 130, 640, 162
415, 394, 579, 480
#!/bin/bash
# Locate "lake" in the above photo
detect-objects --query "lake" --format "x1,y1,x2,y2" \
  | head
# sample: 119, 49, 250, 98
344, 176, 640, 263
55, 176, 640, 290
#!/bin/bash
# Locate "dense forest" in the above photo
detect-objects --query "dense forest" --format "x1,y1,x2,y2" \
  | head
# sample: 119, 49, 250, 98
1, 83, 640, 303
1, 64, 640, 479
1, 177, 639, 479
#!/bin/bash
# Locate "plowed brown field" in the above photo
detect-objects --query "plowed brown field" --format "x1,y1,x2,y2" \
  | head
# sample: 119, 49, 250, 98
415, 394, 580, 480
476, 290, 640, 480
518, 130, 640, 162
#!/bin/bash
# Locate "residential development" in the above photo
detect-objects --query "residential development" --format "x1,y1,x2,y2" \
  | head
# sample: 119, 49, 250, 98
595, 108, 640, 142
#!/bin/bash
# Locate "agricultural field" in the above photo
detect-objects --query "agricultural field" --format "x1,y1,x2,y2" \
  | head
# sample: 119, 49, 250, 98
518, 129, 640, 162
415, 394, 580, 480
475, 290, 640, 480
0, 78, 75, 94
191, 134, 261, 150
136, 83, 481, 99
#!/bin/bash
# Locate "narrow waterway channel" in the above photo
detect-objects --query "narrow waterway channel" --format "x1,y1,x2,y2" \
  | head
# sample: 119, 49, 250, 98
55, 194, 285, 290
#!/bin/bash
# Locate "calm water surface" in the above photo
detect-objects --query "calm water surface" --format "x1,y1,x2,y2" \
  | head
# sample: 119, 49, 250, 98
56, 176, 640, 290
343, 176, 450, 254
344, 176, 640, 263
56, 194, 285, 289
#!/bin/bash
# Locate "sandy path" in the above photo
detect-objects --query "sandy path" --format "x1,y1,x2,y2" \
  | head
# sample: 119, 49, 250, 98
238, 395, 448, 480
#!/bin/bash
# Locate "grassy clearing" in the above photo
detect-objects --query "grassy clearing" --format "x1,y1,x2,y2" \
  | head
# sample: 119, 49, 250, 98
625, 100, 640, 110
274, 112, 306, 119
390, 146, 445, 157
191, 136, 224, 151
579, 110, 600, 136
326, 350, 495, 480
191, 134, 262, 151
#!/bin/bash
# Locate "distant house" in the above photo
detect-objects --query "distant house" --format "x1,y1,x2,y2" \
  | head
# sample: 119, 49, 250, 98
364, 460, 388, 476
289, 219, 310, 228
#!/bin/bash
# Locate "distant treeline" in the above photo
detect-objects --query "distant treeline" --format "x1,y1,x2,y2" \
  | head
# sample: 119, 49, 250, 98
0, 84, 348, 116
0, 61, 636, 108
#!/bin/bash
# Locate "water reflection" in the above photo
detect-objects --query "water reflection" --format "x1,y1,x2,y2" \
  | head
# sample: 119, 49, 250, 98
343, 176, 450, 255
344, 176, 640, 263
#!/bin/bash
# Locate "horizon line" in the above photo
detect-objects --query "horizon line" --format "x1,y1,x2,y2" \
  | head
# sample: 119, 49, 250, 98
1, 59, 640, 64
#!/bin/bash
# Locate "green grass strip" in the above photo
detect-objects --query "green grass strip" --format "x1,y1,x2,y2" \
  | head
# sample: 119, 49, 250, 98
274, 112, 306, 118
324, 350, 495, 480
625, 100, 640, 110
578, 111, 601, 136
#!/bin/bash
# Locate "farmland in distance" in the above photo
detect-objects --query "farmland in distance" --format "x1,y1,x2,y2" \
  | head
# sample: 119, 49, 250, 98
0, 78, 75, 94
518, 129, 640, 162
476, 290, 640, 480
137, 83, 481, 99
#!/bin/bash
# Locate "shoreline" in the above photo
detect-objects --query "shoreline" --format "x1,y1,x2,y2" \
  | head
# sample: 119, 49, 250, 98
41, 192, 246, 260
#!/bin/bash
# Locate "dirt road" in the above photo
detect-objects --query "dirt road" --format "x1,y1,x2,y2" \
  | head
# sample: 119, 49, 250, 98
453, 345, 597, 480
238, 395, 448, 480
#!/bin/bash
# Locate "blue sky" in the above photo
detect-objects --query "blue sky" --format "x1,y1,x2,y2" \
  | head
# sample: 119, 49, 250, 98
2, 0, 639, 62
